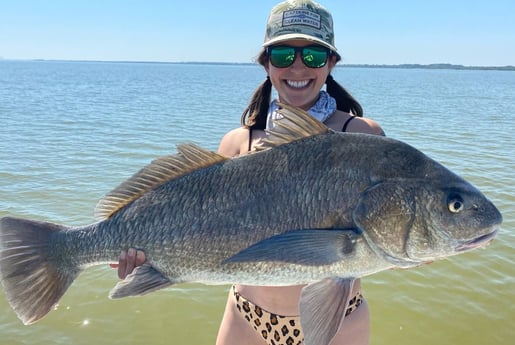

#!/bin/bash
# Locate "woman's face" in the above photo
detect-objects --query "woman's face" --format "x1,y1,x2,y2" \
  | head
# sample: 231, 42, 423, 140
265, 39, 337, 110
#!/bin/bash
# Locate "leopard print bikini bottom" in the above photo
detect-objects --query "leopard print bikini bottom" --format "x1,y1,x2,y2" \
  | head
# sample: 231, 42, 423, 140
233, 286, 363, 345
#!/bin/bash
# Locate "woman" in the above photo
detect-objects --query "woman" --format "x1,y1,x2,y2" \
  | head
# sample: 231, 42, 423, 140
115, 1, 384, 344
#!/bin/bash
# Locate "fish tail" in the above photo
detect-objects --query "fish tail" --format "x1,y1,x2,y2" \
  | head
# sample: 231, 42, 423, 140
0, 216, 81, 325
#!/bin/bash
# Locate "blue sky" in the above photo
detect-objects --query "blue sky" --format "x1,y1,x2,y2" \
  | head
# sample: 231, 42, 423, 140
1, 0, 514, 66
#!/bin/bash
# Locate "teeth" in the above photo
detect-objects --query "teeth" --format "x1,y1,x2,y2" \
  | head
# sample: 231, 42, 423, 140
287, 80, 309, 88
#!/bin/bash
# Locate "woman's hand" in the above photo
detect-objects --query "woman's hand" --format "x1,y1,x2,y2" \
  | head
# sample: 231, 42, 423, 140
109, 248, 146, 279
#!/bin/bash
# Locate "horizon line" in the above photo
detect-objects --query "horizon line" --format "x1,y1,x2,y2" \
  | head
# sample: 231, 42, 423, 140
1, 58, 514, 71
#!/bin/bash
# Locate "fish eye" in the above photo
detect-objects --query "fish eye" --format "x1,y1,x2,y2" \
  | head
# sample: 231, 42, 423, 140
448, 195, 464, 213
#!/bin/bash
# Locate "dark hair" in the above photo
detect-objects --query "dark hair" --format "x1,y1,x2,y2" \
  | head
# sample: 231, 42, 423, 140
240, 49, 363, 129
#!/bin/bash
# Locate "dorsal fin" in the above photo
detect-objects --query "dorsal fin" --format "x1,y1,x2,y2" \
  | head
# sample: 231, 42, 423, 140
255, 103, 331, 151
94, 143, 227, 220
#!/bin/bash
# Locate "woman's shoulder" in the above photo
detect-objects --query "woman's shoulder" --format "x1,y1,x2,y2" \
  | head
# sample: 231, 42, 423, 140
328, 110, 385, 136
347, 116, 385, 136
218, 127, 251, 157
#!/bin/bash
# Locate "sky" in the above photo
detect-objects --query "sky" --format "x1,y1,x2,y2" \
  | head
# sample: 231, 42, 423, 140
1, 0, 514, 66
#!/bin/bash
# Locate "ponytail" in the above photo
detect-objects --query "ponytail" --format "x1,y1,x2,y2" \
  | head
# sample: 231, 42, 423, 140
326, 74, 363, 117
240, 76, 272, 129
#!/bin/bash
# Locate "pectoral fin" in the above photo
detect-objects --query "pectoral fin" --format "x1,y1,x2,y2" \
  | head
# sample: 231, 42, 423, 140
225, 229, 360, 266
109, 264, 174, 299
300, 278, 355, 345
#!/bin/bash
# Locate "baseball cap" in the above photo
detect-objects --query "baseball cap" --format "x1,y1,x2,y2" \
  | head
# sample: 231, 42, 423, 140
263, 0, 338, 53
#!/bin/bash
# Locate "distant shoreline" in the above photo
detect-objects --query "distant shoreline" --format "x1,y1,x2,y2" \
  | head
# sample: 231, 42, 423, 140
2, 58, 514, 71
340, 63, 515, 71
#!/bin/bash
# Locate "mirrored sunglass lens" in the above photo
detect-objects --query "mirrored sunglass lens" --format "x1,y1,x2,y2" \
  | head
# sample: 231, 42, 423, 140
302, 47, 328, 68
270, 47, 295, 67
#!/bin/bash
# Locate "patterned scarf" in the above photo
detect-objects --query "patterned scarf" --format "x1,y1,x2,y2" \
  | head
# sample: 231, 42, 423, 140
266, 91, 337, 130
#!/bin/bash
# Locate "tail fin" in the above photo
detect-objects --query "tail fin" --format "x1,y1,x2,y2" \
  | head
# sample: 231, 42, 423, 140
0, 216, 81, 325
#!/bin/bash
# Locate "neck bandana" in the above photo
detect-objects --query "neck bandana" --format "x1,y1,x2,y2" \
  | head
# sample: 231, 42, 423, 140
266, 91, 337, 130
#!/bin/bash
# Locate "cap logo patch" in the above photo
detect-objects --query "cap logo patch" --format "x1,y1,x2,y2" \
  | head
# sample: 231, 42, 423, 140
282, 9, 321, 29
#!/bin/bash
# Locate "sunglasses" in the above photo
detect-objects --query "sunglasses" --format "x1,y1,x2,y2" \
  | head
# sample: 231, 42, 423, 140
266, 45, 333, 68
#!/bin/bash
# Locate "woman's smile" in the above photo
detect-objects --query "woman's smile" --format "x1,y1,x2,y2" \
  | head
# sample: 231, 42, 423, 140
285, 79, 311, 89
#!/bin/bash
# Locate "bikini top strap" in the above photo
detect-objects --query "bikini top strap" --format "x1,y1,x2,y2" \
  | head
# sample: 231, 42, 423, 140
341, 115, 356, 132
248, 128, 253, 152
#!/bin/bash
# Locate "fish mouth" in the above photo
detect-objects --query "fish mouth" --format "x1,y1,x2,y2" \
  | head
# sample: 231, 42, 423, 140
456, 230, 498, 251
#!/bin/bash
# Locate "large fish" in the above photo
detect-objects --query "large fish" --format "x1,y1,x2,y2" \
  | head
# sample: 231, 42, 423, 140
0, 105, 501, 345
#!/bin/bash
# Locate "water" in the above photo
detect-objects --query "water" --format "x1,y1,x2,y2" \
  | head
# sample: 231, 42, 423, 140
0, 60, 514, 345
